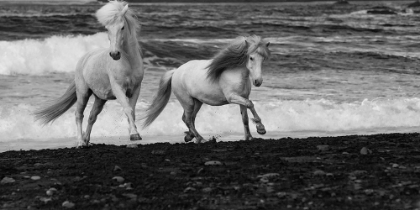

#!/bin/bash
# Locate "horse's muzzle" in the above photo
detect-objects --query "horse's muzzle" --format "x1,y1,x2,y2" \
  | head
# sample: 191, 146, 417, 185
109, 51, 121, 60
254, 79, 263, 87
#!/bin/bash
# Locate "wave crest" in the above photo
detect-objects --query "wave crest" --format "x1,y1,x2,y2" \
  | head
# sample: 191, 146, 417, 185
0, 33, 108, 75
2, 98, 420, 142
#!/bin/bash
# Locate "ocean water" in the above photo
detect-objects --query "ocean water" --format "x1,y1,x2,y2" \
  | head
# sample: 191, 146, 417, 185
2, 1, 420, 152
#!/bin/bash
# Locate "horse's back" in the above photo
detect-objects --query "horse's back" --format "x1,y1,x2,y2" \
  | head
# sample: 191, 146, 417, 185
172, 60, 228, 106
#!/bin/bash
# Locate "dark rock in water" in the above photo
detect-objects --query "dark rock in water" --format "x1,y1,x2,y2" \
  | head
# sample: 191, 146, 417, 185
408, 0, 420, 8
367, 6, 398, 15
333, 0, 350, 5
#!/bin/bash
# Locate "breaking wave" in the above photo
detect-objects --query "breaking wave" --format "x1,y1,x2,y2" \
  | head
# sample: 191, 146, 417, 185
2, 98, 420, 142
0, 33, 108, 75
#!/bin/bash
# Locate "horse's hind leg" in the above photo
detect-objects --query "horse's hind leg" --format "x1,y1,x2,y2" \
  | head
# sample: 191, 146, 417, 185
182, 112, 194, 142
83, 95, 106, 145
75, 89, 92, 147
192, 99, 203, 127
183, 99, 203, 142
179, 98, 204, 143
240, 105, 253, 140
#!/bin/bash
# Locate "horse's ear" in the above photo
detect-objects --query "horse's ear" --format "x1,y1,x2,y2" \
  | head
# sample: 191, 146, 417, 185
266, 42, 270, 47
122, 4, 129, 15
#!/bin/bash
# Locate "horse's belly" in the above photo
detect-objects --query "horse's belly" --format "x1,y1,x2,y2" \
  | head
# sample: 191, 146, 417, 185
188, 83, 228, 106
93, 89, 116, 100
196, 93, 228, 106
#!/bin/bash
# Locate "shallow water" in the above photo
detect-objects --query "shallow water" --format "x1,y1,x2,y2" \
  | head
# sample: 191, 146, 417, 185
2, 1, 420, 152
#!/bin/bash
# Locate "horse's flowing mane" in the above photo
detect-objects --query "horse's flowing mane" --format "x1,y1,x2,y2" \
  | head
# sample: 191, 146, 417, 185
206, 35, 270, 82
95, 1, 141, 49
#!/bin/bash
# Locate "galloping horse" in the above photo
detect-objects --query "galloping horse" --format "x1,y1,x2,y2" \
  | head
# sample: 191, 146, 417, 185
34, 1, 144, 147
141, 35, 270, 143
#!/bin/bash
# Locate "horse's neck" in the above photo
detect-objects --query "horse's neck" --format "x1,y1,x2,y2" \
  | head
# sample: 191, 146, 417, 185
239, 67, 250, 82
123, 35, 142, 70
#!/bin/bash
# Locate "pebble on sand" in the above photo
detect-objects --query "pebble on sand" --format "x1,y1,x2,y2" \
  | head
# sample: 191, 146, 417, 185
316, 145, 330, 151
184, 187, 196, 192
360, 147, 372, 155
313, 170, 326, 176
38, 197, 52, 203
46, 188, 57, 196
126, 144, 138, 148
1, 177, 15, 184
114, 165, 122, 171
112, 176, 125, 183
31, 176, 41, 180
62, 201, 75, 208
258, 173, 280, 179
122, 193, 137, 200
204, 161, 223, 166
202, 187, 212, 193
119, 182, 133, 190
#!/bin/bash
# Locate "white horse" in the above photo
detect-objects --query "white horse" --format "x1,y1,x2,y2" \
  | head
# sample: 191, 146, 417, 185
141, 35, 270, 143
34, 1, 144, 147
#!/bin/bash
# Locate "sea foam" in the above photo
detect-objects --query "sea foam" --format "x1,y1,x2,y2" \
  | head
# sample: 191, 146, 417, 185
0, 33, 108, 75
1, 98, 420, 142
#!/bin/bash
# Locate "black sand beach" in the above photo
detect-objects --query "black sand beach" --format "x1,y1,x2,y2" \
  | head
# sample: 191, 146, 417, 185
1, 133, 420, 209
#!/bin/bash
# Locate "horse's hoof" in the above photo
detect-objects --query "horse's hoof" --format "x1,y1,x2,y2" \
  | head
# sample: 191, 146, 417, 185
256, 124, 266, 135
76, 142, 90, 148
245, 136, 254, 141
130, 134, 142, 141
195, 137, 205, 144
184, 134, 195, 142
257, 129, 266, 135
184, 131, 195, 142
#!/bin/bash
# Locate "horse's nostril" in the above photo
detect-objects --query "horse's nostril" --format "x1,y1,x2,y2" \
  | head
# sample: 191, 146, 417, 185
114, 52, 121, 60
109, 52, 121, 60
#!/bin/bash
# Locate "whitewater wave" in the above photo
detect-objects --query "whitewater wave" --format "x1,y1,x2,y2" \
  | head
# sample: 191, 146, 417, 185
0, 33, 108, 75
3, 33, 420, 76
0, 13, 92, 17
2, 98, 420, 142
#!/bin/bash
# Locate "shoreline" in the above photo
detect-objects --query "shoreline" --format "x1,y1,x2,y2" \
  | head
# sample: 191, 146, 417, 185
0, 0, 413, 6
1, 132, 420, 209
2, 126, 420, 153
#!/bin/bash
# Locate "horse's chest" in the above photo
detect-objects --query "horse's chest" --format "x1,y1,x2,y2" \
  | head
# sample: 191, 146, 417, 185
90, 69, 143, 100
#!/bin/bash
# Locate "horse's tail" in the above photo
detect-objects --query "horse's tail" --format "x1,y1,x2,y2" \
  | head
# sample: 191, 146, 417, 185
141, 70, 175, 128
34, 81, 77, 125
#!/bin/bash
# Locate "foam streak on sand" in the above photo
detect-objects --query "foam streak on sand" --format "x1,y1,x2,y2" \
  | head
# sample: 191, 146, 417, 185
1, 98, 420, 144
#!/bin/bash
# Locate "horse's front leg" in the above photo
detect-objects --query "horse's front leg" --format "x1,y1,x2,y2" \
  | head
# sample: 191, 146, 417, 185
240, 105, 253, 140
111, 82, 141, 141
228, 94, 266, 135
128, 85, 142, 141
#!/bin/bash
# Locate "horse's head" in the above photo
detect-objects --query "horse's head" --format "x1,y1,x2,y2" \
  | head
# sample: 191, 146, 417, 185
96, 1, 134, 61
206, 35, 271, 84
245, 36, 271, 87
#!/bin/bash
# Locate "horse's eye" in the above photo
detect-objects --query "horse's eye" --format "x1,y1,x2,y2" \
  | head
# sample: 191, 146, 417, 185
250, 57, 254, 61
121, 26, 125, 30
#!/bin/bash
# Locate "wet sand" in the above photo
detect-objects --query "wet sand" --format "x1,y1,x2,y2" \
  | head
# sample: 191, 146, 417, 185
1, 133, 420, 209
